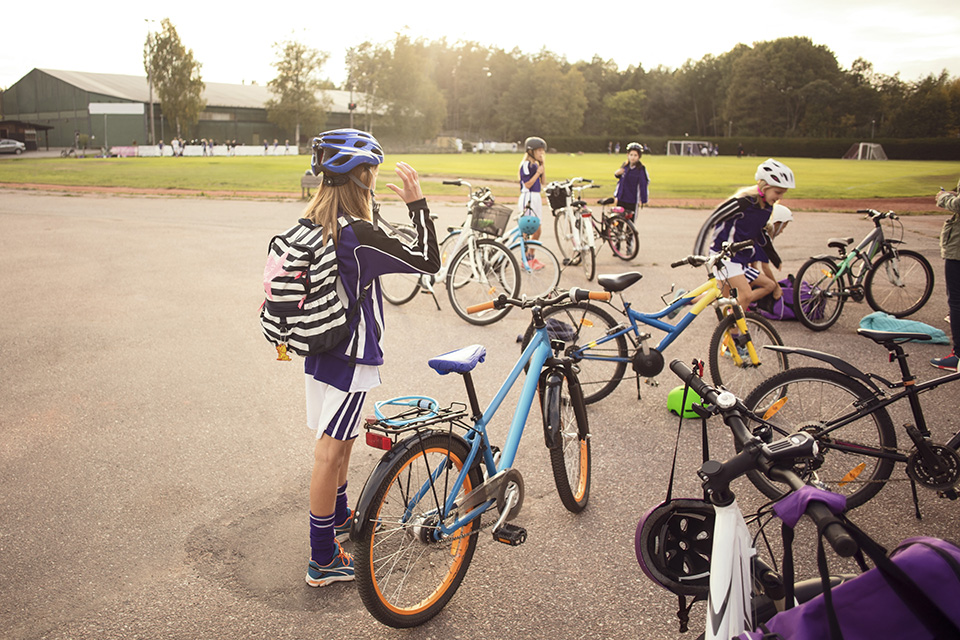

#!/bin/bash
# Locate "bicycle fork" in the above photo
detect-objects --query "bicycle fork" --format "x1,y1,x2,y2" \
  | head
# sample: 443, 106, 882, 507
720, 302, 760, 366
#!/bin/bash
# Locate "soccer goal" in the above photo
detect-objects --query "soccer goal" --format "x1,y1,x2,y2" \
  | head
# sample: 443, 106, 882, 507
842, 142, 888, 160
667, 140, 712, 156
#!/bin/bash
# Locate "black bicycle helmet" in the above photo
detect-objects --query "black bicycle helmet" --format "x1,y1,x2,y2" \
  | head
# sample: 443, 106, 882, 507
635, 499, 715, 597
626, 142, 643, 156
524, 136, 546, 152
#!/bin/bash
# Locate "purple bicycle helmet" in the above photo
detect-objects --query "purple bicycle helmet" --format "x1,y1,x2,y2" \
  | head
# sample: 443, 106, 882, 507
311, 128, 384, 176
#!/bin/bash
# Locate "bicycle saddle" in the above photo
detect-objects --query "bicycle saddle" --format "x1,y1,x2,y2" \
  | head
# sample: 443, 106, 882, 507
827, 237, 854, 249
428, 344, 487, 375
598, 197, 615, 206
597, 272, 643, 292
857, 328, 933, 344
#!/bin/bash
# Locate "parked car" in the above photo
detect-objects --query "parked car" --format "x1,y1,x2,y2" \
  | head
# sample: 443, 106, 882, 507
0, 139, 26, 155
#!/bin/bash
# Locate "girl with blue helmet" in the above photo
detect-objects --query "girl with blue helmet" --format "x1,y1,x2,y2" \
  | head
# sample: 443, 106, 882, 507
301, 128, 440, 587
518, 136, 547, 269
707, 159, 795, 309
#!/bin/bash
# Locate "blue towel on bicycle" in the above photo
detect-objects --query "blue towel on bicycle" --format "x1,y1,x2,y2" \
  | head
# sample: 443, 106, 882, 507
858, 312, 950, 344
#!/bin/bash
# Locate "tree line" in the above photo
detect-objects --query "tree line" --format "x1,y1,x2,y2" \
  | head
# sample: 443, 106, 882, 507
142, 22, 959, 144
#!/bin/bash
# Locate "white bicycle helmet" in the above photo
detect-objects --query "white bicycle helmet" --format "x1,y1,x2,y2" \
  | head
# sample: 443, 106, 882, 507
755, 159, 796, 189
766, 203, 793, 237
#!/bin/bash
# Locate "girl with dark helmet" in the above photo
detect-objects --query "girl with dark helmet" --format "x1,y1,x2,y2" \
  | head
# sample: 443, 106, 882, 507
301, 129, 440, 587
518, 136, 547, 269
613, 142, 650, 216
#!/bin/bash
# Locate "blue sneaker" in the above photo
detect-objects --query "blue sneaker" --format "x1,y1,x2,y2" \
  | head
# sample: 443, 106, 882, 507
305, 542, 355, 587
931, 351, 958, 372
334, 508, 353, 543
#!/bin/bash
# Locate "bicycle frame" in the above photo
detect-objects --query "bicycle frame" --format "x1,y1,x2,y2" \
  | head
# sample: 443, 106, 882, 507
829, 224, 886, 286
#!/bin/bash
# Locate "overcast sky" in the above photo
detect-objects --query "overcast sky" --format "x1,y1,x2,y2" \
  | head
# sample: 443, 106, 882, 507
2, 0, 958, 91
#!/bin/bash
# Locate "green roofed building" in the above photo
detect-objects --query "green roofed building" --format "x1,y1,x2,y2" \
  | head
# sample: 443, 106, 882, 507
1, 68, 373, 150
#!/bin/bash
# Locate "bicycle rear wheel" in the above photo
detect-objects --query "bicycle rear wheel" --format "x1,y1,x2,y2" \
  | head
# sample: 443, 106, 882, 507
511, 240, 561, 299
864, 249, 934, 317
794, 257, 845, 331
740, 367, 897, 509
543, 369, 591, 512
446, 238, 520, 325
355, 433, 482, 628
708, 312, 788, 400
521, 302, 628, 404
553, 210, 578, 261
606, 215, 639, 260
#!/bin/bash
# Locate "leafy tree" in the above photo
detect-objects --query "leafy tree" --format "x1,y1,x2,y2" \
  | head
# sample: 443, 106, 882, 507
377, 34, 447, 141
266, 39, 331, 145
496, 52, 587, 139
888, 72, 954, 137
345, 42, 390, 132
143, 19, 205, 138
603, 89, 646, 135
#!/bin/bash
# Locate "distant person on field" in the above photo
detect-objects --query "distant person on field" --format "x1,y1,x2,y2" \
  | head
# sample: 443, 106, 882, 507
518, 136, 547, 269
932, 179, 960, 371
704, 159, 795, 310
613, 142, 650, 217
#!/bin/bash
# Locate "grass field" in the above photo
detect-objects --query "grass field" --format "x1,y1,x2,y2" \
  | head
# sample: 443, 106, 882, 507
1, 153, 957, 201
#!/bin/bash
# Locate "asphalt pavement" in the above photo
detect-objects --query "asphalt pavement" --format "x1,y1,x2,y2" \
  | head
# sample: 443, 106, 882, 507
1, 190, 957, 640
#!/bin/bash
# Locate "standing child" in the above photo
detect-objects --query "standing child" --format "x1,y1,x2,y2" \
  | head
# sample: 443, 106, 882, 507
613, 142, 650, 217
933, 179, 960, 371
707, 159, 795, 309
518, 136, 547, 269
300, 128, 440, 587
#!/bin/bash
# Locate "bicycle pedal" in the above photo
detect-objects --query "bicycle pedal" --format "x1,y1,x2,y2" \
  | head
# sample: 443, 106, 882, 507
493, 523, 527, 546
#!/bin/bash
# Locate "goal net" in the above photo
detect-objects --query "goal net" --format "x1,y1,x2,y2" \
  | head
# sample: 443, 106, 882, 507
842, 142, 888, 160
666, 140, 712, 156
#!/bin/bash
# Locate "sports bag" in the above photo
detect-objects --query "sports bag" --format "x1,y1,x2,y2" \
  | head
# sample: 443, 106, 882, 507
260, 218, 359, 359
753, 276, 816, 322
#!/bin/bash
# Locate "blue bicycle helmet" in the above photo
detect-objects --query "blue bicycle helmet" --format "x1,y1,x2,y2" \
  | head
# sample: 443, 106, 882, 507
311, 128, 384, 176
518, 215, 541, 234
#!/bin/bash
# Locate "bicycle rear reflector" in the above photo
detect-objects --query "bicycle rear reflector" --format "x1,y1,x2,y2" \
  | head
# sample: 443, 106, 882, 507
762, 397, 788, 420
366, 432, 393, 451
839, 462, 866, 487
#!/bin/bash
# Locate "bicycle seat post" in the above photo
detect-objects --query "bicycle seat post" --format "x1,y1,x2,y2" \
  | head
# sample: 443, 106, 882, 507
460, 371, 483, 422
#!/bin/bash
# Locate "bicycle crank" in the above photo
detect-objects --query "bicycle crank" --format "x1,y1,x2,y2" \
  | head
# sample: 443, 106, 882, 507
906, 444, 960, 491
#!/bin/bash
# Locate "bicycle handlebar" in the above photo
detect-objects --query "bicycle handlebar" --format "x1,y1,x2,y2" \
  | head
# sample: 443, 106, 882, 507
668, 359, 859, 558
465, 287, 611, 315
857, 209, 898, 221
670, 240, 754, 270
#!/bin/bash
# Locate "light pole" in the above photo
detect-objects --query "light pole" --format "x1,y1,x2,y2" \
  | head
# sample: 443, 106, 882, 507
871, 119, 876, 139
145, 19, 157, 145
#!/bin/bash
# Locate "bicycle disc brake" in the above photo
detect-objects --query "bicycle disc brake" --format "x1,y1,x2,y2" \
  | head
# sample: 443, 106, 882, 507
906, 444, 960, 491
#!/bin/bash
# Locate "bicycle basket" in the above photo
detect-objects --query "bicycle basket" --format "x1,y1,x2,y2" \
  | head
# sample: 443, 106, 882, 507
546, 183, 571, 211
470, 202, 512, 236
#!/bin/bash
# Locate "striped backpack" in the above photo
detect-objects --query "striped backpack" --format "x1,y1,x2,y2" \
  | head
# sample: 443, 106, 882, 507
260, 217, 359, 360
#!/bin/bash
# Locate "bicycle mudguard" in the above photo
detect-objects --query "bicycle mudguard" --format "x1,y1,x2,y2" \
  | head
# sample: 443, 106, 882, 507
763, 346, 883, 395
541, 369, 564, 449
349, 429, 473, 542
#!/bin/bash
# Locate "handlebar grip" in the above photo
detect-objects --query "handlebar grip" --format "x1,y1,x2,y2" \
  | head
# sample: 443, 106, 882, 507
728, 239, 755, 254
466, 300, 496, 314
805, 501, 858, 557
569, 287, 611, 302
668, 360, 720, 405
670, 259, 689, 268
442, 180, 461, 186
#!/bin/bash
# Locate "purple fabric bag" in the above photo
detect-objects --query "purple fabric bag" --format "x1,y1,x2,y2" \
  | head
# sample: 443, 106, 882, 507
736, 536, 960, 640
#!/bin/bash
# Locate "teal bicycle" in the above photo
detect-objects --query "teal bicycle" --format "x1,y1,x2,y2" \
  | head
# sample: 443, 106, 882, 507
350, 288, 606, 627
793, 209, 934, 331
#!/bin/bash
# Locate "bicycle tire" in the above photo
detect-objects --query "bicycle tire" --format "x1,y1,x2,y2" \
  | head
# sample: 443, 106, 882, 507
708, 312, 788, 400
544, 369, 591, 512
379, 224, 423, 305
794, 257, 845, 331
864, 249, 934, 318
521, 302, 628, 404
553, 210, 578, 261
606, 215, 639, 261
579, 245, 597, 281
355, 432, 482, 628
511, 240, 561, 299
446, 238, 520, 325
740, 366, 897, 509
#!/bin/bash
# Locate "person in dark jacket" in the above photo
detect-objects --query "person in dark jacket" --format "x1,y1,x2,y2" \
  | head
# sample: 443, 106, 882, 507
613, 142, 650, 216
299, 129, 440, 587
933, 178, 960, 371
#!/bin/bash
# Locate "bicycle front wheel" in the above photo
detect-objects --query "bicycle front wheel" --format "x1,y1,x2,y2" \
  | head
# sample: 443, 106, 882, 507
606, 215, 639, 260
554, 211, 578, 261
543, 369, 591, 512
708, 312, 788, 399
521, 302, 628, 404
741, 367, 897, 509
446, 238, 520, 325
512, 240, 561, 299
355, 433, 483, 628
864, 249, 934, 317
794, 257, 845, 331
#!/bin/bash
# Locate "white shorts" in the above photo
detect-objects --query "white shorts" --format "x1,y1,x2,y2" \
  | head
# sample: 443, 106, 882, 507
305, 378, 367, 441
713, 258, 758, 282
518, 191, 542, 218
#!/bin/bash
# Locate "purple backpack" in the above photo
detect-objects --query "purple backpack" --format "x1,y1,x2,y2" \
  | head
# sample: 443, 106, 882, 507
752, 276, 818, 322
737, 535, 960, 640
